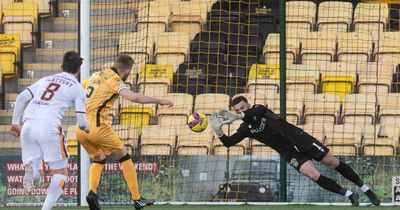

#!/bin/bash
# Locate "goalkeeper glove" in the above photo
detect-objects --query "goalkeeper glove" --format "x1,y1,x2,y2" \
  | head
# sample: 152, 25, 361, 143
218, 109, 243, 124
209, 112, 224, 137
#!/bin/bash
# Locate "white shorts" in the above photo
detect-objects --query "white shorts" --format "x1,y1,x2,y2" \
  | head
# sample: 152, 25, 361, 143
20, 120, 69, 170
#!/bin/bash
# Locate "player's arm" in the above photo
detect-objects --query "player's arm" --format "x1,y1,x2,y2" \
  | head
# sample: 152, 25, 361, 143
74, 89, 90, 132
119, 88, 173, 107
10, 89, 35, 137
209, 112, 246, 147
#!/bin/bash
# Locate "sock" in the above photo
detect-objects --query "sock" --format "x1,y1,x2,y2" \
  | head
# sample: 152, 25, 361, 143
119, 154, 141, 200
315, 175, 347, 196
42, 174, 66, 210
360, 184, 370, 193
344, 190, 353, 198
335, 161, 364, 187
89, 159, 106, 194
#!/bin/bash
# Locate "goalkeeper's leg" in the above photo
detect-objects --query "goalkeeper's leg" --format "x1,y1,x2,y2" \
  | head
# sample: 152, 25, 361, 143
299, 161, 359, 206
321, 153, 380, 206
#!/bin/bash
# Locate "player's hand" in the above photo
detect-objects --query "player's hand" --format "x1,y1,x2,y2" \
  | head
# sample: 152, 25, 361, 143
209, 112, 224, 137
10, 124, 21, 137
218, 109, 242, 124
158, 99, 173, 107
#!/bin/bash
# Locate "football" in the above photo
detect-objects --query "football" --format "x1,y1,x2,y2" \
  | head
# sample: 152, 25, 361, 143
187, 111, 208, 132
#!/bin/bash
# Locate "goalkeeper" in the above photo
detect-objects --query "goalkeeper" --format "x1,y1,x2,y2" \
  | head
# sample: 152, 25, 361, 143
210, 96, 380, 206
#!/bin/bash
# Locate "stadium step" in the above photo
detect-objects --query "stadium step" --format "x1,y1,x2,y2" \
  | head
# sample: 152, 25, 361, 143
23, 63, 62, 78
0, 110, 12, 125
41, 32, 78, 48
0, 125, 18, 141
17, 78, 40, 93
41, 18, 78, 32
4, 93, 18, 110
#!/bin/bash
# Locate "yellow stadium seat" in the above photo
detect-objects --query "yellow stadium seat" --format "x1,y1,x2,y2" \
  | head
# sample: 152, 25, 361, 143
354, 3, 389, 33
194, 93, 230, 115
321, 75, 354, 101
342, 94, 377, 125
136, 1, 171, 34
337, 32, 374, 63
251, 140, 279, 156
317, 1, 353, 32
378, 94, 400, 126
213, 120, 250, 155
286, 64, 320, 95
0, 33, 21, 78
24, 0, 51, 14
300, 32, 337, 65
118, 32, 154, 63
2, 2, 39, 44
286, 1, 316, 32
140, 125, 176, 156
176, 125, 213, 155
232, 92, 273, 107
263, 33, 299, 65
65, 125, 78, 156
357, 62, 392, 95
304, 94, 341, 125
247, 78, 280, 95
374, 32, 400, 65
157, 93, 193, 127
170, 2, 208, 38
362, 137, 397, 156
155, 32, 190, 72
325, 124, 362, 156
119, 107, 153, 127
137, 64, 174, 97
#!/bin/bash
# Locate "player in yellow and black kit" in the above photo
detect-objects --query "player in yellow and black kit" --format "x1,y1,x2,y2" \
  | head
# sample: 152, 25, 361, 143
76, 54, 173, 210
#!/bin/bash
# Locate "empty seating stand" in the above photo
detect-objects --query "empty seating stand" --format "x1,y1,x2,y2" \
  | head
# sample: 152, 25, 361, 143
0, 33, 21, 78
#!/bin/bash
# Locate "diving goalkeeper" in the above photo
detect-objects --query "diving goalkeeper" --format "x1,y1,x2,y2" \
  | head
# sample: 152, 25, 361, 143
210, 96, 380, 206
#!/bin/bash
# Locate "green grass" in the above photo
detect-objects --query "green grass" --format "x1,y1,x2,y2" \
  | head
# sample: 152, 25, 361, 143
1, 205, 396, 210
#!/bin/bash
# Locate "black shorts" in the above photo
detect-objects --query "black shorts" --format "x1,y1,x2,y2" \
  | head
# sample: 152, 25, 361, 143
281, 132, 329, 171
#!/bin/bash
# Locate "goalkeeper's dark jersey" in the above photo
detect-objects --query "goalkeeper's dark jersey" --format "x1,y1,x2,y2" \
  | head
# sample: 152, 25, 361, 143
219, 104, 305, 154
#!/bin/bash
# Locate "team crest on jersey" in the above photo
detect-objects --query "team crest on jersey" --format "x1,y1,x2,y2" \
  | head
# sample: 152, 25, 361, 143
290, 158, 299, 167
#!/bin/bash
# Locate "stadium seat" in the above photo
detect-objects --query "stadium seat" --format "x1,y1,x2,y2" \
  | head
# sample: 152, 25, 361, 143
24, 0, 51, 14
213, 120, 250, 155
194, 93, 230, 116
251, 139, 279, 156
300, 123, 328, 143
321, 75, 355, 101
317, 1, 353, 33
266, 93, 304, 125
207, 1, 245, 34
119, 106, 153, 127
354, 3, 389, 33
362, 137, 397, 156
247, 0, 278, 38
65, 125, 78, 156
2, 2, 39, 44
118, 32, 155, 78
0, 33, 21, 78
325, 124, 362, 155
170, 1, 208, 38
286, 1, 316, 33
304, 94, 341, 125
157, 93, 193, 127
173, 63, 211, 95
300, 32, 337, 65
155, 32, 190, 72
211, 65, 246, 97
176, 125, 213, 155
247, 78, 280, 95
342, 94, 377, 125
378, 94, 400, 126
357, 62, 392, 94
286, 64, 319, 94
140, 125, 176, 156
112, 125, 140, 149
189, 31, 227, 65
374, 32, 400, 65
136, 1, 171, 35
337, 32, 374, 63
263, 33, 299, 65
137, 64, 174, 98
232, 92, 272, 107
247, 64, 280, 95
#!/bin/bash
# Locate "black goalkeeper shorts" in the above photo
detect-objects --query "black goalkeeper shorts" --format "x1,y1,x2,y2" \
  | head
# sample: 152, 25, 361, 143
281, 132, 329, 171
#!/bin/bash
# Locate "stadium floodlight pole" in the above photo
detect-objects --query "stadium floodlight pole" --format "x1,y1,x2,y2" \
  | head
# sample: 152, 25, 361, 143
78, 0, 91, 206
278, 0, 287, 202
